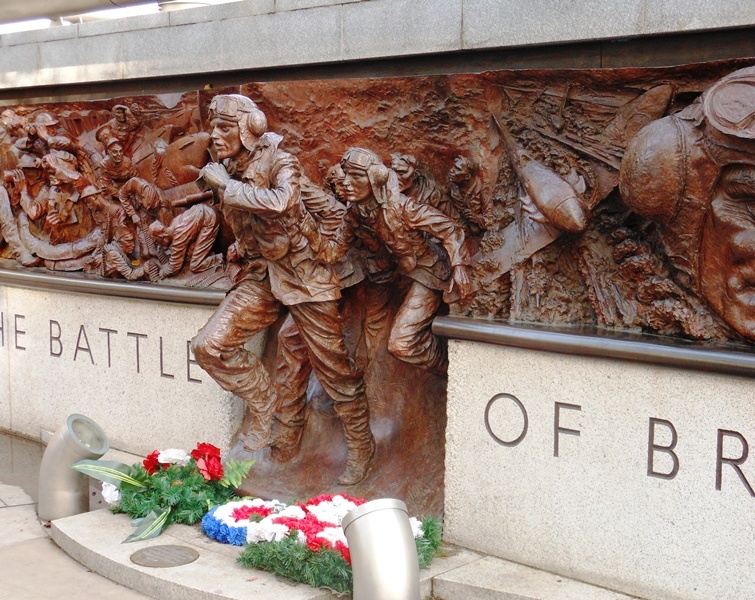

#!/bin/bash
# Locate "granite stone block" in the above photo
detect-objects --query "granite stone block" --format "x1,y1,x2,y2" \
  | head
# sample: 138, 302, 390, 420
434, 555, 638, 600
0, 43, 40, 89
4, 287, 245, 456
218, 6, 341, 70
640, 0, 755, 35
167, 0, 276, 26
0, 536, 152, 599
118, 20, 219, 80
444, 339, 755, 600
462, 0, 645, 49
0, 483, 34, 507
52, 510, 338, 600
342, 0, 463, 60
0, 288, 9, 431
0, 23, 78, 48
77, 12, 170, 38
276, 0, 364, 13
0, 505, 45, 546
37, 35, 124, 85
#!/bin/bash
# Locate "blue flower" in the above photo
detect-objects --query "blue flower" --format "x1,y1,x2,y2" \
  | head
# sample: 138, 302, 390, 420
202, 505, 248, 546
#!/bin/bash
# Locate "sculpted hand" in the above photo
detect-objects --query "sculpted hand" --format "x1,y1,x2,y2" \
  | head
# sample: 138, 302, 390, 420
200, 163, 231, 191
448, 264, 471, 300
46, 212, 62, 226
226, 242, 241, 263
10, 169, 25, 190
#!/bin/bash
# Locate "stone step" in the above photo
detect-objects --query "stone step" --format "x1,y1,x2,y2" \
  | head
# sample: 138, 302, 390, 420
50, 509, 645, 600
433, 555, 642, 600
49, 509, 479, 600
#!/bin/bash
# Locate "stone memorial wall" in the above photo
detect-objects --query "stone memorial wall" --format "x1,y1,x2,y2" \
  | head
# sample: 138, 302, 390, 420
0, 2, 754, 598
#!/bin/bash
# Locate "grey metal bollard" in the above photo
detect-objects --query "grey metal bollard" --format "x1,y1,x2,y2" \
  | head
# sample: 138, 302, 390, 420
37, 414, 109, 522
342, 498, 420, 600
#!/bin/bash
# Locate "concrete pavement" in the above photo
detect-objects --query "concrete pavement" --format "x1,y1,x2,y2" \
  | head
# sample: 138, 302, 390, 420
0, 430, 149, 599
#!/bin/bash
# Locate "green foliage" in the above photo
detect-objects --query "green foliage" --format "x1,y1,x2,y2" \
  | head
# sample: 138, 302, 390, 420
238, 536, 354, 595
220, 458, 254, 489
416, 516, 442, 569
114, 463, 240, 527
124, 509, 171, 543
237, 516, 444, 595
71, 460, 146, 490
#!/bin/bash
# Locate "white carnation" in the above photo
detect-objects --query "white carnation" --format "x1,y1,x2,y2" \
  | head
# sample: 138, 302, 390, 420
246, 517, 290, 543
157, 448, 191, 466
306, 495, 359, 526
277, 505, 306, 519
101, 482, 121, 505
409, 517, 424, 538
316, 526, 348, 548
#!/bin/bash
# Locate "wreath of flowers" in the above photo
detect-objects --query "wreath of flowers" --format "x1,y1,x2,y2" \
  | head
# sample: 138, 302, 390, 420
72, 442, 254, 543
202, 494, 441, 594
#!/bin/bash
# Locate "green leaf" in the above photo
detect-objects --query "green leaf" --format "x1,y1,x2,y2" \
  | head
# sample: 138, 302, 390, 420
238, 536, 352, 595
123, 508, 171, 543
71, 460, 146, 489
219, 459, 255, 489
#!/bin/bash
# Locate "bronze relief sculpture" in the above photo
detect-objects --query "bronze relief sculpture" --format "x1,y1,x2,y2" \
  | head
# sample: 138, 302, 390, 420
1, 59, 754, 512
193, 95, 375, 487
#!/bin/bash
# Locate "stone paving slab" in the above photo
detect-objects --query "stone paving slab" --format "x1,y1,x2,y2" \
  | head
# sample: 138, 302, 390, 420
433, 555, 642, 600
0, 482, 35, 506
0, 504, 46, 546
0, 536, 151, 600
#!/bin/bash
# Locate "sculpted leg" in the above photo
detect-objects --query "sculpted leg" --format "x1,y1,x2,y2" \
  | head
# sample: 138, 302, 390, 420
192, 277, 281, 451
388, 280, 445, 373
288, 300, 375, 485
269, 313, 311, 462
362, 280, 393, 357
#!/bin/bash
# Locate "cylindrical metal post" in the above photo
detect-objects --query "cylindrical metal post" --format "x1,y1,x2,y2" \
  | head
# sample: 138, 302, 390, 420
342, 498, 420, 600
37, 414, 109, 522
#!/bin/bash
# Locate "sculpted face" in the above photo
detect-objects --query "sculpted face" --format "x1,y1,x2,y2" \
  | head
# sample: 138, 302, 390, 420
326, 166, 347, 202
391, 156, 414, 192
699, 166, 755, 340
107, 143, 123, 164
342, 166, 372, 203
449, 156, 472, 184
210, 116, 243, 160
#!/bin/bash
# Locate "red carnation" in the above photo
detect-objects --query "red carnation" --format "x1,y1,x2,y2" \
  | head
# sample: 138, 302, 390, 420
232, 505, 272, 522
143, 450, 162, 475
335, 541, 351, 565
191, 442, 224, 481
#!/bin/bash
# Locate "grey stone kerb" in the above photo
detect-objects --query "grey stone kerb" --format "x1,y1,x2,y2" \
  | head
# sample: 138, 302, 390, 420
0, 0, 753, 90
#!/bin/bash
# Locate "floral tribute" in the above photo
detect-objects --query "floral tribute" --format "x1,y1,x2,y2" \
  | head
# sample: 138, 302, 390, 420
201, 494, 442, 595
72, 442, 253, 543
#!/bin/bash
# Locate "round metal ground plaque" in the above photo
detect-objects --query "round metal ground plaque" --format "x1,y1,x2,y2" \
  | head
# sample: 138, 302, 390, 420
130, 545, 200, 568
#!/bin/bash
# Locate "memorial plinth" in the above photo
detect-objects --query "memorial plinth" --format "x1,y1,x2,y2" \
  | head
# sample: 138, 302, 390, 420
0, 273, 246, 455
443, 331, 755, 600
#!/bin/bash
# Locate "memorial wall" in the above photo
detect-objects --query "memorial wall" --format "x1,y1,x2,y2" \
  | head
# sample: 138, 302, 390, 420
0, 1, 754, 598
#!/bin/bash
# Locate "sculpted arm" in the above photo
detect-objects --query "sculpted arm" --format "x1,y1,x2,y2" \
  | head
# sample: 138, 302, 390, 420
403, 199, 468, 267
223, 158, 301, 216
10, 170, 47, 220
403, 198, 471, 298
319, 211, 356, 264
